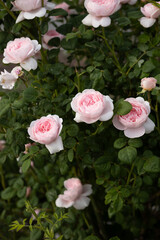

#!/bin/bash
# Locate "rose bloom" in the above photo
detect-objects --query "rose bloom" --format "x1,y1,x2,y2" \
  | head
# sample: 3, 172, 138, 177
113, 97, 155, 138
56, 178, 93, 210
140, 2, 160, 28
82, 0, 119, 27
0, 67, 22, 90
3, 38, 41, 71
28, 115, 63, 154
71, 89, 114, 124
42, 30, 64, 50
141, 77, 157, 91
12, 0, 55, 23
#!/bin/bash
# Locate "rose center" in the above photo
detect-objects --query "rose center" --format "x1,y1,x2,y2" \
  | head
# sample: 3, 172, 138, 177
38, 121, 52, 133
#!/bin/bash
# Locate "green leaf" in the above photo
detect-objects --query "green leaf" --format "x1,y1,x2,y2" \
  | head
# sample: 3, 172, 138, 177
143, 156, 160, 173
85, 236, 100, 240
116, 17, 131, 26
118, 146, 137, 164
22, 159, 31, 173
57, 24, 73, 35
40, 20, 48, 34
128, 138, 143, 148
23, 87, 38, 102
48, 37, 60, 47
114, 99, 132, 116
61, 38, 77, 50
1, 187, 16, 200
142, 60, 156, 73
113, 196, 123, 212
67, 124, 79, 136
114, 138, 127, 149
68, 149, 74, 162
109, 237, 120, 240
0, 99, 10, 117
49, 8, 68, 17
64, 137, 76, 148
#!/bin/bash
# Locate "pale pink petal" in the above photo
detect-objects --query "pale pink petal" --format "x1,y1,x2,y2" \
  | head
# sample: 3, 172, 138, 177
73, 196, 90, 210
139, 17, 156, 28
100, 17, 111, 27
16, 12, 25, 23
81, 184, 93, 197
55, 195, 74, 208
45, 136, 64, 154
82, 14, 93, 26
92, 17, 101, 28
32, 40, 41, 53
74, 113, 99, 124
124, 126, 145, 138
144, 118, 155, 134
20, 57, 37, 71
112, 115, 126, 130
23, 8, 46, 20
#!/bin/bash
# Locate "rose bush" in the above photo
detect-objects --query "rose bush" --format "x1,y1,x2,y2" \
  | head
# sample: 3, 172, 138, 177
0, 0, 160, 240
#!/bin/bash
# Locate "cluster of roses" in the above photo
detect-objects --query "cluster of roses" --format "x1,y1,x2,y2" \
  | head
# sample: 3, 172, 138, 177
0, 0, 158, 210
82, 0, 160, 28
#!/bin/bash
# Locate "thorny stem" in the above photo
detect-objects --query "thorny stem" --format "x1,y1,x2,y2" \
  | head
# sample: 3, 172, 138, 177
0, 165, 6, 189
126, 52, 146, 76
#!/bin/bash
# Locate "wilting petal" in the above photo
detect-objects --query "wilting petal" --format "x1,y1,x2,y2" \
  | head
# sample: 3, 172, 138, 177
124, 126, 145, 138
139, 17, 156, 28
45, 136, 64, 154
73, 196, 90, 210
144, 118, 155, 134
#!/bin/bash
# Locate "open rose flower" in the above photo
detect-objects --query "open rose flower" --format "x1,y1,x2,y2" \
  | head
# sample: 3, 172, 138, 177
141, 77, 157, 91
71, 89, 114, 124
28, 115, 63, 154
3, 38, 41, 71
56, 178, 92, 210
42, 30, 64, 50
12, 0, 55, 23
82, 0, 120, 28
113, 97, 155, 138
0, 67, 22, 90
140, 2, 160, 28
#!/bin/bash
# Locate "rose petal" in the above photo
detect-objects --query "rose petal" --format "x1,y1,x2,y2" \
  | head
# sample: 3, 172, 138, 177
16, 12, 25, 23
23, 8, 46, 20
73, 196, 90, 210
144, 117, 155, 134
124, 126, 145, 138
82, 14, 93, 26
20, 57, 37, 71
129, 0, 137, 5
46, 2, 56, 10
100, 17, 111, 27
92, 17, 101, 28
112, 115, 126, 130
139, 17, 156, 28
55, 195, 74, 208
81, 184, 93, 197
45, 136, 64, 154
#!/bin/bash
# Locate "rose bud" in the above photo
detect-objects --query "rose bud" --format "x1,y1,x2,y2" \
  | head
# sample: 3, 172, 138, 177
141, 77, 157, 91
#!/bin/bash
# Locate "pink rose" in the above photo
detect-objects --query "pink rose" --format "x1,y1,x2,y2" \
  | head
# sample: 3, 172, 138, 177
71, 89, 114, 124
0, 67, 22, 90
12, 0, 54, 23
140, 2, 160, 28
82, 0, 119, 27
28, 115, 63, 154
42, 30, 64, 50
56, 178, 92, 210
113, 97, 155, 138
3, 38, 41, 71
141, 77, 157, 91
